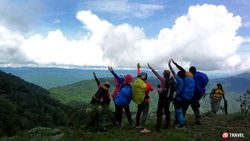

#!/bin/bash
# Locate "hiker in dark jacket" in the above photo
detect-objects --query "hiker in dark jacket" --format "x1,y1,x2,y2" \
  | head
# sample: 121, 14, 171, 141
210, 83, 226, 114
171, 59, 194, 120
148, 63, 175, 131
168, 60, 185, 128
189, 66, 209, 124
90, 72, 112, 131
108, 66, 133, 128
135, 63, 154, 133
91, 72, 111, 106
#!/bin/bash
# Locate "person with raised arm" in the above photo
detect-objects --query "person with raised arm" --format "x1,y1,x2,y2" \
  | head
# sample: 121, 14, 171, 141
148, 63, 175, 131
108, 66, 133, 128
91, 72, 111, 106
168, 60, 185, 128
135, 63, 154, 133
171, 59, 195, 122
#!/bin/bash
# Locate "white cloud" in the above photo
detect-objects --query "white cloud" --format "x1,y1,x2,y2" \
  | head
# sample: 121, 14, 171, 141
83, 0, 165, 18
95, 4, 243, 70
1, 4, 250, 72
0, 26, 31, 65
21, 29, 109, 66
239, 57, 250, 72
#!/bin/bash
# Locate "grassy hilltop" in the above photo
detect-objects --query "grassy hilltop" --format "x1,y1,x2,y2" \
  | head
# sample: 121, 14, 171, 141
1, 113, 250, 141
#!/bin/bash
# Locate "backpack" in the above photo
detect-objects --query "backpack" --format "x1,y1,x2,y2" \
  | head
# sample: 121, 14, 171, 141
91, 86, 110, 105
115, 84, 132, 106
194, 72, 209, 95
132, 78, 147, 104
182, 75, 195, 101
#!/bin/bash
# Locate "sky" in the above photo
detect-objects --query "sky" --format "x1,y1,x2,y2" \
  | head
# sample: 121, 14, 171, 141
0, 0, 250, 73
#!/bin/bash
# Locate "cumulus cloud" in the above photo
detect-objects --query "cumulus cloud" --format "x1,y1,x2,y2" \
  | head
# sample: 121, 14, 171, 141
79, 4, 243, 70
21, 29, 109, 66
0, 4, 249, 72
0, 26, 31, 66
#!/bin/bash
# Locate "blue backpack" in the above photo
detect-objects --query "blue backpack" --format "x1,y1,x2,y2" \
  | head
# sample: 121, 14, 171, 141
115, 84, 132, 106
194, 72, 209, 98
182, 76, 195, 101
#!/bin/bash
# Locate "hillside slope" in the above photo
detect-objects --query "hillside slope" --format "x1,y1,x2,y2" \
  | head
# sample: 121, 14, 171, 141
0, 70, 69, 136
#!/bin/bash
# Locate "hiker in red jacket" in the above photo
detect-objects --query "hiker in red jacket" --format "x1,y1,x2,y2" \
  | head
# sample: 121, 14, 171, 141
135, 63, 154, 133
148, 63, 175, 131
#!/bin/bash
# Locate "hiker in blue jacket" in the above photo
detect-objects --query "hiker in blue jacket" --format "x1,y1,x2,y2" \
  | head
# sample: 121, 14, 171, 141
171, 59, 195, 119
168, 60, 185, 128
108, 66, 133, 128
189, 66, 209, 125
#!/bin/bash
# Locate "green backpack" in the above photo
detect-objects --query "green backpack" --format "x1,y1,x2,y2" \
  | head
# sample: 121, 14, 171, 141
132, 78, 147, 104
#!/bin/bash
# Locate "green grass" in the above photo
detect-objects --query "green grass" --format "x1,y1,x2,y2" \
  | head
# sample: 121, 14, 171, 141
1, 113, 250, 141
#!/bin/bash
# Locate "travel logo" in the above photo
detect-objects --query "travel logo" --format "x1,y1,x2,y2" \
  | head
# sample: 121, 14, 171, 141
222, 132, 245, 139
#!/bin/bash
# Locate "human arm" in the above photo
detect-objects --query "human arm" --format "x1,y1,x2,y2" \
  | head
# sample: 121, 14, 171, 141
108, 66, 123, 85
171, 59, 186, 73
147, 63, 164, 81
137, 63, 141, 77
93, 72, 100, 86
168, 60, 176, 78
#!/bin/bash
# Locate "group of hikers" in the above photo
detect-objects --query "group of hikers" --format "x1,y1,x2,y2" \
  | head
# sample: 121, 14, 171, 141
90, 59, 227, 133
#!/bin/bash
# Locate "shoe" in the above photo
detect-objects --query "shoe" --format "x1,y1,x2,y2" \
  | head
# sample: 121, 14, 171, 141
129, 122, 134, 129
195, 120, 201, 125
173, 120, 178, 125
140, 128, 151, 133
175, 124, 185, 129
115, 121, 122, 128
136, 126, 143, 129
162, 125, 169, 129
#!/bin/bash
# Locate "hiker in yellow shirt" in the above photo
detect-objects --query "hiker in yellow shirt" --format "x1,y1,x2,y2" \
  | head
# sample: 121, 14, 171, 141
210, 83, 226, 114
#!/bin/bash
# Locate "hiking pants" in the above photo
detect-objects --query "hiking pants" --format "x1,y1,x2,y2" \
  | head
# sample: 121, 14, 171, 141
191, 100, 201, 122
115, 104, 132, 126
182, 100, 191, 117
136, 102, 149, 127
156, 98, 170, 130
174, 96, 185, 125
211, 100, 221, 114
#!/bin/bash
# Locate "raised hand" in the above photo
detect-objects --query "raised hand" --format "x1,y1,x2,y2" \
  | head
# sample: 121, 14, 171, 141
147, 63, 151, 69
137, 63, 141, 68
171, 58, 176, 64
168, 60, 171, 66
108, 66, 113, 72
